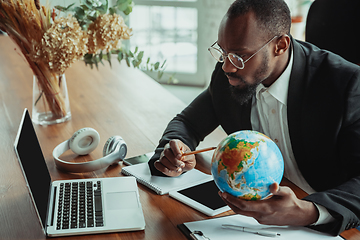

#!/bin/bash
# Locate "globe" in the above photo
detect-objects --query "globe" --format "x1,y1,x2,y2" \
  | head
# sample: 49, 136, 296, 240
211, 130, 284, 200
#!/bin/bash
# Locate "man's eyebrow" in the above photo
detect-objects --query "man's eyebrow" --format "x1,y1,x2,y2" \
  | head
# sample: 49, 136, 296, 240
217, 42, 248, 53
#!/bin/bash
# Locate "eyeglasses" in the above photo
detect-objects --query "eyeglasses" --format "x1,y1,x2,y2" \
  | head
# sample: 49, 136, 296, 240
208, 36, 278, 70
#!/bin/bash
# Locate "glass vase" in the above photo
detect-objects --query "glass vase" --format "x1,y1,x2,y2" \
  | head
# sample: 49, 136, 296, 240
32, 73, 71, 125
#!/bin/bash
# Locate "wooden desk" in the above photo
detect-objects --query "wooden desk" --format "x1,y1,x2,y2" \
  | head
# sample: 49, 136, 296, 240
0, 35, 359, 240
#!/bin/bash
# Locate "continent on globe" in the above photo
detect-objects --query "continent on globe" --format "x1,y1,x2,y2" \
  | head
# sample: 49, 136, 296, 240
217, 136, 260, 180
211, 130, 284, 201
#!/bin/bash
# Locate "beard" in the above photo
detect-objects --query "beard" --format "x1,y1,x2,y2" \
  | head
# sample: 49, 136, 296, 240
229, 80, 258, 105
227, 52, 270, 105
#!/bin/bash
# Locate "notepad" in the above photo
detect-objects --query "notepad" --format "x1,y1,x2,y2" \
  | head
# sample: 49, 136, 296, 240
121, 162, 212, 195
179, 214, 343, 240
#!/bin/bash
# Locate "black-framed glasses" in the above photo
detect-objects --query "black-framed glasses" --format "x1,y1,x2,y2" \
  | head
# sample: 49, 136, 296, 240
208, 36, 278, 70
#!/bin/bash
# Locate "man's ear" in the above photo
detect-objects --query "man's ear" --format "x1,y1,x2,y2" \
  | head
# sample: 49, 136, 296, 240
275, 35, 290, 56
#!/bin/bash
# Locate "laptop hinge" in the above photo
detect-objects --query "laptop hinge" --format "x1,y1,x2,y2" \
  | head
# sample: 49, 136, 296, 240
47, 185, 57, 227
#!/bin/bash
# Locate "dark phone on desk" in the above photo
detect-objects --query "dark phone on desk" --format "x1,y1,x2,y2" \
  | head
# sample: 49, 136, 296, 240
123, 152, 154, 166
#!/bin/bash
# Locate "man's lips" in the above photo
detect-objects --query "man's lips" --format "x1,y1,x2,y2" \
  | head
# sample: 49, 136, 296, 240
225, 73, 243, 86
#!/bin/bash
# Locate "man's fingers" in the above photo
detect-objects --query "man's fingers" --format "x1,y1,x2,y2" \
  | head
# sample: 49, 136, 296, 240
219, 192, 252, 211
157, 154, 183, 172
219, 192, 260, 218
219, 191, 273, 213
163, 144, 185, 168
169, 139, 183, 160
155, 139, 195, 176
154, 160, 183, 176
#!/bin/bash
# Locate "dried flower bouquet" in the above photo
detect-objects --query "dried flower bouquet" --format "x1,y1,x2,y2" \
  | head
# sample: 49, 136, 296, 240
0, 0, 165, 122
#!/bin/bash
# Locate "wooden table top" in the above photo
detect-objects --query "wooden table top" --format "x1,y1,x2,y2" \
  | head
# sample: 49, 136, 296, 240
0, 35, 359, 240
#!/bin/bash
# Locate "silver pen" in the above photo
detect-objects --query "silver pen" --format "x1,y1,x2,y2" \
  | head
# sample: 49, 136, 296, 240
222, 224, 281, 237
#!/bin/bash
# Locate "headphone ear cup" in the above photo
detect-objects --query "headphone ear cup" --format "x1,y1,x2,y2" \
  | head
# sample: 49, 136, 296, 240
69, 128, 100, 155
103, 136, 127, 160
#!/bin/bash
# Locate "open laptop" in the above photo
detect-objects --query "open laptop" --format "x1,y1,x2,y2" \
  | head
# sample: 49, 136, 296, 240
13, 109, 145, 237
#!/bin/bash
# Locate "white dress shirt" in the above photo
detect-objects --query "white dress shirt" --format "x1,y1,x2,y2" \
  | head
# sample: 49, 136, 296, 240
250, 48, 334, 225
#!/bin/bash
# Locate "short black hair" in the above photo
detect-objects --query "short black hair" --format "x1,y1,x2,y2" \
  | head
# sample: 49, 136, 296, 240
227, 0, 291, 39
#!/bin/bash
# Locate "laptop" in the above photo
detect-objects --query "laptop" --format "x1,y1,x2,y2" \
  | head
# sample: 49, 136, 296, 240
13, 109, 145, 237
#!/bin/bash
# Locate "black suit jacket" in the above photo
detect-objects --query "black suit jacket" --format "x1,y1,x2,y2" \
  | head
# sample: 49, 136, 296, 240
149, 38, 360, 235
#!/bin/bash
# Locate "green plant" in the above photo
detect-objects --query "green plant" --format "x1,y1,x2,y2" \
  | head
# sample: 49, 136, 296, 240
55, 0, 166, 79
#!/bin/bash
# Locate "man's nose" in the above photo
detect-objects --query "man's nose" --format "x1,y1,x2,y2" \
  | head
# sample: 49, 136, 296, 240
222, 57, 237, 73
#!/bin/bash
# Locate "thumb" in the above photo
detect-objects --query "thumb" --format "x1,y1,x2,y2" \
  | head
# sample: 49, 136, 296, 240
270, 182, 280, 195
270, 182, 293, 198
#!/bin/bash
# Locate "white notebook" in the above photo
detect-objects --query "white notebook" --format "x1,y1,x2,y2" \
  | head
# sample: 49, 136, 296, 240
121, 162, 212, 195
181, 214, 343, 240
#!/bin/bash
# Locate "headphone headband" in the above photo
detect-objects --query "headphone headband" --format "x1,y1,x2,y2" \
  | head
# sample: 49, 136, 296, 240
52, 128, 127, 173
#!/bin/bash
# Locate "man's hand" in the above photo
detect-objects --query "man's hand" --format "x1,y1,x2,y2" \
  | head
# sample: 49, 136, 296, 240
219, 183, 319, 226
154, 139, 196, 177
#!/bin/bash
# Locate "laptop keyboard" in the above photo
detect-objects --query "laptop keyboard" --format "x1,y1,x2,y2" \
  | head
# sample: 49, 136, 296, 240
56, 181, 104, 230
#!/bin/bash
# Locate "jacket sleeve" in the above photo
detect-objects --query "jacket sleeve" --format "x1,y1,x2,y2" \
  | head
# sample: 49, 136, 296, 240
304, 177, 360, 235
148, 63, 223, 176
303, 67, 360, 235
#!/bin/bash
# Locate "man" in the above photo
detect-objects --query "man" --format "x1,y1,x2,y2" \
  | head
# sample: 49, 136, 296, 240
148, 0, 360, 236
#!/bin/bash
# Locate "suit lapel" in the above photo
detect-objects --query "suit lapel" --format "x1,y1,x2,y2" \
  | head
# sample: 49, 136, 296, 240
287, 38, 307, 169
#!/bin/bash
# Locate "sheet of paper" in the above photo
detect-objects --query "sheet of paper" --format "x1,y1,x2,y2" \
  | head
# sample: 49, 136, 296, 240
184, 214, 342, 239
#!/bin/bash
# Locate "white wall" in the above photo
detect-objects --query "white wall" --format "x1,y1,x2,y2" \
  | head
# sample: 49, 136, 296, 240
199, 0, 234, 86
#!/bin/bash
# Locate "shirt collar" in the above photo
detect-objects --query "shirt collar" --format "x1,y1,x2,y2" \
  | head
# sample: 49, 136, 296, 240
256, 46, 293, 105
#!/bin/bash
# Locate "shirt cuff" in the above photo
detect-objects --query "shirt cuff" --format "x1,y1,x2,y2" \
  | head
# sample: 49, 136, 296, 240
312, 203, 335, 225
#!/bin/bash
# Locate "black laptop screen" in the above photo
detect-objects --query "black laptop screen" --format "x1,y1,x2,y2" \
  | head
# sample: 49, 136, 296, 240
15, 109, 52, 228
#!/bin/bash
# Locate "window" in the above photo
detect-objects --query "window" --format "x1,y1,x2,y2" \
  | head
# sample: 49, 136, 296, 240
129, 0, 204, 85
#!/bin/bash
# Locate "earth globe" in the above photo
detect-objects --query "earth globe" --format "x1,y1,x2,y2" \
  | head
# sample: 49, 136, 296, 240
211, 130, 284, 200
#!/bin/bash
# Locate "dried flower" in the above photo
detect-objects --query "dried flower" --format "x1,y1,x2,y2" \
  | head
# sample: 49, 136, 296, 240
0, 0, 166, 122
30, 15, 88, 74
34, 0, 40, 10
87, 13, 132, 54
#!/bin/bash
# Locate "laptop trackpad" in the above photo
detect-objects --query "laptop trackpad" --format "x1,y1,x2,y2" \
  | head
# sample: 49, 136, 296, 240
106, 191, 139, 210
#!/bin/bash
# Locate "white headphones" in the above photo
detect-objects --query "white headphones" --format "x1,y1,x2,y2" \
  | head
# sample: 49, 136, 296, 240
52, 128, 127, 173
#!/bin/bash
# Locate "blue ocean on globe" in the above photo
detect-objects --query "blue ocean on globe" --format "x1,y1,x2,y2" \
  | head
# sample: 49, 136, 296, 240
211, 130, 284, 200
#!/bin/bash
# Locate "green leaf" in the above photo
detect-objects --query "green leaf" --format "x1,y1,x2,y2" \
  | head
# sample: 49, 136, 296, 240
83, 1, 93, 9
80, 4, 89, 10
158, 71, 164, 80
132, 60, 137, 68
98, 52, 104, 65
116, 0, 133, 14
107, 52, 112, 67
127, 50, 134, 58
96, 3, 108, 14
154, 62, 160, 70
85, 0, 92, 5
125, 57, 131, 67
110, 49, 120, 54
86, 15, 97, 21
87, 62, 94, 69
74, 6, 86, 19
84, 53, 93, 61
109, 7, 116, 15
123, 5, 132, 15
54, 5, 66, 11
117, 52, 124, 62
82, 45, 166, 80
137, 51, 144, 61
134, 59, 141, 67
161, 60, 167, 68
54, 3, 75, 12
